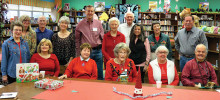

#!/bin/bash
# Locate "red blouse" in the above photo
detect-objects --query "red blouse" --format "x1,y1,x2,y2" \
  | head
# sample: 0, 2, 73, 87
64, 57, 97, 79
102, 31, 125, 66
30, 53, 60, 77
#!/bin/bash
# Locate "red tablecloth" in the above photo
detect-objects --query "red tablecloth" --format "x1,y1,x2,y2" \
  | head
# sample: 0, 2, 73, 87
32, 80, 220, 100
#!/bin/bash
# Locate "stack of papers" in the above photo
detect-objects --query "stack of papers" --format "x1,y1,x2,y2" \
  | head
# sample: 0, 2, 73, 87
0, 92, 17, 99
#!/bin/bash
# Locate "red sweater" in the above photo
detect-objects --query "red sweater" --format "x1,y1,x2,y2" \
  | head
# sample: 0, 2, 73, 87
102, 31, 125, 66
105, 58, 137, 82
148, 63, 179, 86
64, 57, 97, 79
30, 53, 60, 77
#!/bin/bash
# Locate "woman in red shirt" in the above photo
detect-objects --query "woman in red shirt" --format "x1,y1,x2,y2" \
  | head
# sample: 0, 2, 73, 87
148, 45, 179, 86
105, 43, 137, 82
58, 43, 97, 79
102, 17, 125, 67
30, 38, 60, 77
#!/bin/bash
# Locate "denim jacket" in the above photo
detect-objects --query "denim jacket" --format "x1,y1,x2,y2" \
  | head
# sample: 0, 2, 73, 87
1, 36, 30, 78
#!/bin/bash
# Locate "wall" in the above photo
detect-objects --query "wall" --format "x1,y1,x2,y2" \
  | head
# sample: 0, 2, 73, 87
62, 0, 121, 10
62, 0, 220, 12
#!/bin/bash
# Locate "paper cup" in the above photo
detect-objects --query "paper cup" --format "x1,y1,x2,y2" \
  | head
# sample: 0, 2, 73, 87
40, 71, 45, 78
156, 81, 162, 89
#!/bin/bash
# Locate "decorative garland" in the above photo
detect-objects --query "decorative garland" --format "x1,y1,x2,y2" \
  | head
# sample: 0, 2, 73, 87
113, 87, 172, 99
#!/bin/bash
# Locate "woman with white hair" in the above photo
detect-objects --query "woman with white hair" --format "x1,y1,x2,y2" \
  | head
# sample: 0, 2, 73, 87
19, 15, 36, 56
102, 17, 125, 67
105, 43, 137, 82
52, 16, 75, 74
148, 45, 179, 85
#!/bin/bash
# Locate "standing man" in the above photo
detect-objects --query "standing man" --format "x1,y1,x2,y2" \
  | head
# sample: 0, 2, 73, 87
181, 44, 217, 87
175, 15, 208, 72
75, 5, 104, 80
118, 12, 135, 46
35, 16, 54, 45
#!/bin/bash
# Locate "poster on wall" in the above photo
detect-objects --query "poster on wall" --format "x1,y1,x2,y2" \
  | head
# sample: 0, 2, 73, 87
164, 0, 171, 10
94, 2, 105, 11
115, 4, 138, 23
149, 1, 157, 12
199, 2, 209, 11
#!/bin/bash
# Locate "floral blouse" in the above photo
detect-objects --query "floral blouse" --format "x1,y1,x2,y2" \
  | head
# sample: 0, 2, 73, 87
22, 31, 36, 56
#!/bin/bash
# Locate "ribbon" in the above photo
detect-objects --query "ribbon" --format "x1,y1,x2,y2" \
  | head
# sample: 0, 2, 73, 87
113, 87, 172, 99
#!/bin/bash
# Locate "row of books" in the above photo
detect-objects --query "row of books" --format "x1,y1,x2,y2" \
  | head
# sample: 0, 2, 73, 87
143, 26, 174, 31
200, 21, 214, 26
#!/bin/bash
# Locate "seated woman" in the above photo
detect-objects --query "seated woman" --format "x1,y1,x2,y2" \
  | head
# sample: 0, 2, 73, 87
148, 45, 179, 86
30, 38, 60, 77
1, 21, 30, 84
105, 43, 137, 82
58, 43, 97, 79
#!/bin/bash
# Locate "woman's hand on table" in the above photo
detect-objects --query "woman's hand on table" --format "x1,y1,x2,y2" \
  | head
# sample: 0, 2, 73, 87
58, 75, 67, 79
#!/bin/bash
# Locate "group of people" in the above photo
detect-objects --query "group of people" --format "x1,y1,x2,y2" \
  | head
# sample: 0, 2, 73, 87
1, 5, 218, 88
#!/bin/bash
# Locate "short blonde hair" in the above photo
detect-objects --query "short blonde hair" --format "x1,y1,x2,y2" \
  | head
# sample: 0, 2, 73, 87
58, 16, 70, 26
114, 42, 131, 58
155, 45, 169, 55
37, 38, 53, 54
108, 17, 120, 25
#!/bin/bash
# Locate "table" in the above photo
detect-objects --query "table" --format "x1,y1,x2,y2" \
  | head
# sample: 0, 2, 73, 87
0, 77, 219, 100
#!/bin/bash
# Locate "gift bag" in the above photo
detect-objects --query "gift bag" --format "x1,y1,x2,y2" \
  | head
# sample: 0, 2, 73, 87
16, 63, 39, 83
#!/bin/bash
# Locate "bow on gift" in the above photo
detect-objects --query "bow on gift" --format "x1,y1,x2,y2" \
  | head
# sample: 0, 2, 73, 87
42, 78, 53, 88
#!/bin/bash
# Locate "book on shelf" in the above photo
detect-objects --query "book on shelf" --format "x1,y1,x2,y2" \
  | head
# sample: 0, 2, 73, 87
30, 17, 35, 24
53, 26, 58, 31
70, 18, 74, 23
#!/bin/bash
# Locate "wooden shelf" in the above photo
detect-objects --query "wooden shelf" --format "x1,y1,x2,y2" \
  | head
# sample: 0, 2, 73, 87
205, 33, 220, 38
208, 50, 219, 53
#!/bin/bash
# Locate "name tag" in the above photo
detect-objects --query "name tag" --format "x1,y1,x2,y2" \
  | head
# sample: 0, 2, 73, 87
93, 28, 97, 31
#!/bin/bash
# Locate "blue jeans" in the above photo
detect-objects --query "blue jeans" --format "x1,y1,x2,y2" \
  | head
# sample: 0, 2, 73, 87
90, 49, 103, 80
180, 56, 194, 72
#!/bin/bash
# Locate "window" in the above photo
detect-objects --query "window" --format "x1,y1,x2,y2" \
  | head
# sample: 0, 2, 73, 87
7, 4, 54, 23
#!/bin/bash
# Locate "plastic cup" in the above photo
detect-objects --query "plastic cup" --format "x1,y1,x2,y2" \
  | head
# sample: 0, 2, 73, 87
40, 71, 45, 78
156, 81, 162, 89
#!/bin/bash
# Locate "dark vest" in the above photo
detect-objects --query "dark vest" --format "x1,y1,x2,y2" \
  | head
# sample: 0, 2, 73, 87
129, 39, 146, 64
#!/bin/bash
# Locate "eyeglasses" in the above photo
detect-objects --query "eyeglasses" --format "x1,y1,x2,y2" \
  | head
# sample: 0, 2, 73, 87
158, 51, 167, 54
23, 20, 30, 23
13, 29, 22, 32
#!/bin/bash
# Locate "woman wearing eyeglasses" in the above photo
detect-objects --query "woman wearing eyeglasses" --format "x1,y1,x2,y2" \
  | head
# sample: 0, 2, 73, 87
148, 45, 179, 86
19, 15, 37, 56
1, 21, 30, 84
148, 22, 172, 61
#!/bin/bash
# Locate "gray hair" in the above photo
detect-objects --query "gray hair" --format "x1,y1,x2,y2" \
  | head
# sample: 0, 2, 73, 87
155, 45, 169, 55
108, 17, 120, 25
124, 12, 134, 18
58, 16, 70, 26
195, 44, 208, 53
114, 42, 131, 58
38, 16, 46, 22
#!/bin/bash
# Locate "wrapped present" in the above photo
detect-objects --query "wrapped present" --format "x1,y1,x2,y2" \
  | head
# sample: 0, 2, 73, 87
16, 63, 39, 83
35, 78, 64, 90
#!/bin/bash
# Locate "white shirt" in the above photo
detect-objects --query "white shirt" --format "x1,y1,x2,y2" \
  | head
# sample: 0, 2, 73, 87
118, 23, 135, 46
